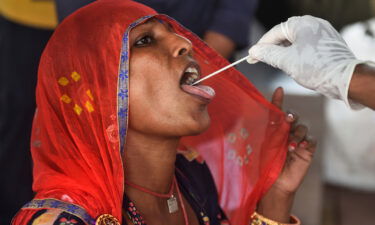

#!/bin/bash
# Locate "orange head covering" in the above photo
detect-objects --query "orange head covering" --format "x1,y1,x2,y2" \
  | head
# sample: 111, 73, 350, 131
13, 0, 289, 224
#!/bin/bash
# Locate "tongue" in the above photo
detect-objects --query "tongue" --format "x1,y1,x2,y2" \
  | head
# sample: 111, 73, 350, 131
181, 84, 215, 100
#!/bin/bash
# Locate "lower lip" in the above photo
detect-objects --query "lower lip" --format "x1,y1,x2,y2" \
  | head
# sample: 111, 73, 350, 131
180, 84, 215, 102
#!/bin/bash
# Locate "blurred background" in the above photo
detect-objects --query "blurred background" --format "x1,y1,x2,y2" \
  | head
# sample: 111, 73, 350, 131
1, 0, 375, 224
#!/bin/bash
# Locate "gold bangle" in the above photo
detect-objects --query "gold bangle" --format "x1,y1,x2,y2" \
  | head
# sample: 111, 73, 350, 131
250, 212, 300, 225
251, 212, 282, 225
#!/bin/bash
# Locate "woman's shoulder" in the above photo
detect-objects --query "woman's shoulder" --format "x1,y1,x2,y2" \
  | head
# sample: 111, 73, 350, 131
13, 208, 86, 225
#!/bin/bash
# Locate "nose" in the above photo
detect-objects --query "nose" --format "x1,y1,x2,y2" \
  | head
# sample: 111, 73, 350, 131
171, 33, 192, 57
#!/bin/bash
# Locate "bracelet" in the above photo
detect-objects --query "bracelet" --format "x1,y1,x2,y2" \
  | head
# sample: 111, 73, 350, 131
250, 212, 300, 225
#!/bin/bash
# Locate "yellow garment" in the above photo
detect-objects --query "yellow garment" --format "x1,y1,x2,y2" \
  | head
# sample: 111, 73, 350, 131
0, 0, 57, 29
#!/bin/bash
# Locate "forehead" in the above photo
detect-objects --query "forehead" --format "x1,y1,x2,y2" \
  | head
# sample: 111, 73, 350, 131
131, 18, 171, 33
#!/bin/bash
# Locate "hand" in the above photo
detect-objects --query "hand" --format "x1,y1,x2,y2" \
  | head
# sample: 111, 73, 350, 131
272, 87, 317, 193
248, 15, 367, 108
257, 87, 317, 223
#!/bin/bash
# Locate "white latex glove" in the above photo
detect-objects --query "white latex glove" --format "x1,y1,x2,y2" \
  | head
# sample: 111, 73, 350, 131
248, 15, 371, 109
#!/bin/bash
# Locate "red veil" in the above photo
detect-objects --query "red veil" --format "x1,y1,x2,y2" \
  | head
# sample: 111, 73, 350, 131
12, 0, 289, 224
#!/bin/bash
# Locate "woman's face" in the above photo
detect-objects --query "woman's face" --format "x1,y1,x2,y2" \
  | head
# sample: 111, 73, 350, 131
128, 19, 212, 138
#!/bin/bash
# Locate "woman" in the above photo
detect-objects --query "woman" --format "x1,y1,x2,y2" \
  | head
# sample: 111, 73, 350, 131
12, 0, 315, 224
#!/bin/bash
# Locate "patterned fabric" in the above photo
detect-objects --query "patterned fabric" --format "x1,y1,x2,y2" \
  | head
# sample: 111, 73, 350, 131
12, 0, 290, 224
117, 15, 152, 155
25, 209, 85, 225
22, 199, 95, 225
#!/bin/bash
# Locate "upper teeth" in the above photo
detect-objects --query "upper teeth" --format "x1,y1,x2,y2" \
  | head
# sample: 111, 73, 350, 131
184, 66, 199, 85
186, 67, 198, 74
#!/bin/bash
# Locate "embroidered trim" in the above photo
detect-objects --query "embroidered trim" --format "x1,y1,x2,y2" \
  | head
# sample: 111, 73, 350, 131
22, 199, 95, 225
117, 15, 153, 155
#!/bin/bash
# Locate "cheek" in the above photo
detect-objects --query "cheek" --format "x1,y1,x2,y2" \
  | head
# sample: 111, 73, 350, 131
127, 52, 211, 136
130, 53, 164, 81
128, 80, 211, 136
128, 83, 175, 128
128, 64, 176, 133
128, 52, 178, 114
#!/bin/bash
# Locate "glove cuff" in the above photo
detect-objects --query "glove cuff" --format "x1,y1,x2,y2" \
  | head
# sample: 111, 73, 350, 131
341, 60, 375, 110
341, 60, 365, 110
317, 59, 366, 110
343, 60, 375, 110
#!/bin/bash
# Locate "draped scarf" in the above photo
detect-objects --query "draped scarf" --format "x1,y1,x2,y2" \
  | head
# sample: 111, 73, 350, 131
13, 0, 289, 224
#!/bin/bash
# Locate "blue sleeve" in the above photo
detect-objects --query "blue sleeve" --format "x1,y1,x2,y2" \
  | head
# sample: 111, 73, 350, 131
54, 0, 95, 23
209, 0, 258, 49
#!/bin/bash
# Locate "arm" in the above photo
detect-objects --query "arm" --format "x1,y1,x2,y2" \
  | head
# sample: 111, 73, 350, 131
349, 63, 375, 110
248, 15, 375, 110
256, 187, 294, 223
206, 0, 257, 58
254, 88, 315, 224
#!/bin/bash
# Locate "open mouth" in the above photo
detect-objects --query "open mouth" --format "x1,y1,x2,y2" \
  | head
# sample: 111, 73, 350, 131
180, 64, 200, 86
179, 63, 215, 101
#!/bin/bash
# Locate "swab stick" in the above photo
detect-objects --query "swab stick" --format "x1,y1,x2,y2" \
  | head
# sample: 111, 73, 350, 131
192, 55, 249, 85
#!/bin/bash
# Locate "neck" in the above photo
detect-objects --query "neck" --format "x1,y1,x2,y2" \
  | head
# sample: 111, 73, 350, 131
124, 129, 180, 195
122, 129, 195, 225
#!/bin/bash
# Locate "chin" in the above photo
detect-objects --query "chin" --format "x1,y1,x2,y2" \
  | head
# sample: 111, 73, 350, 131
184, 114, 211, 136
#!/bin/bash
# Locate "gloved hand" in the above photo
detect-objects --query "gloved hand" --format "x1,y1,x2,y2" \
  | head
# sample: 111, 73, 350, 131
248, 15, 372, 109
